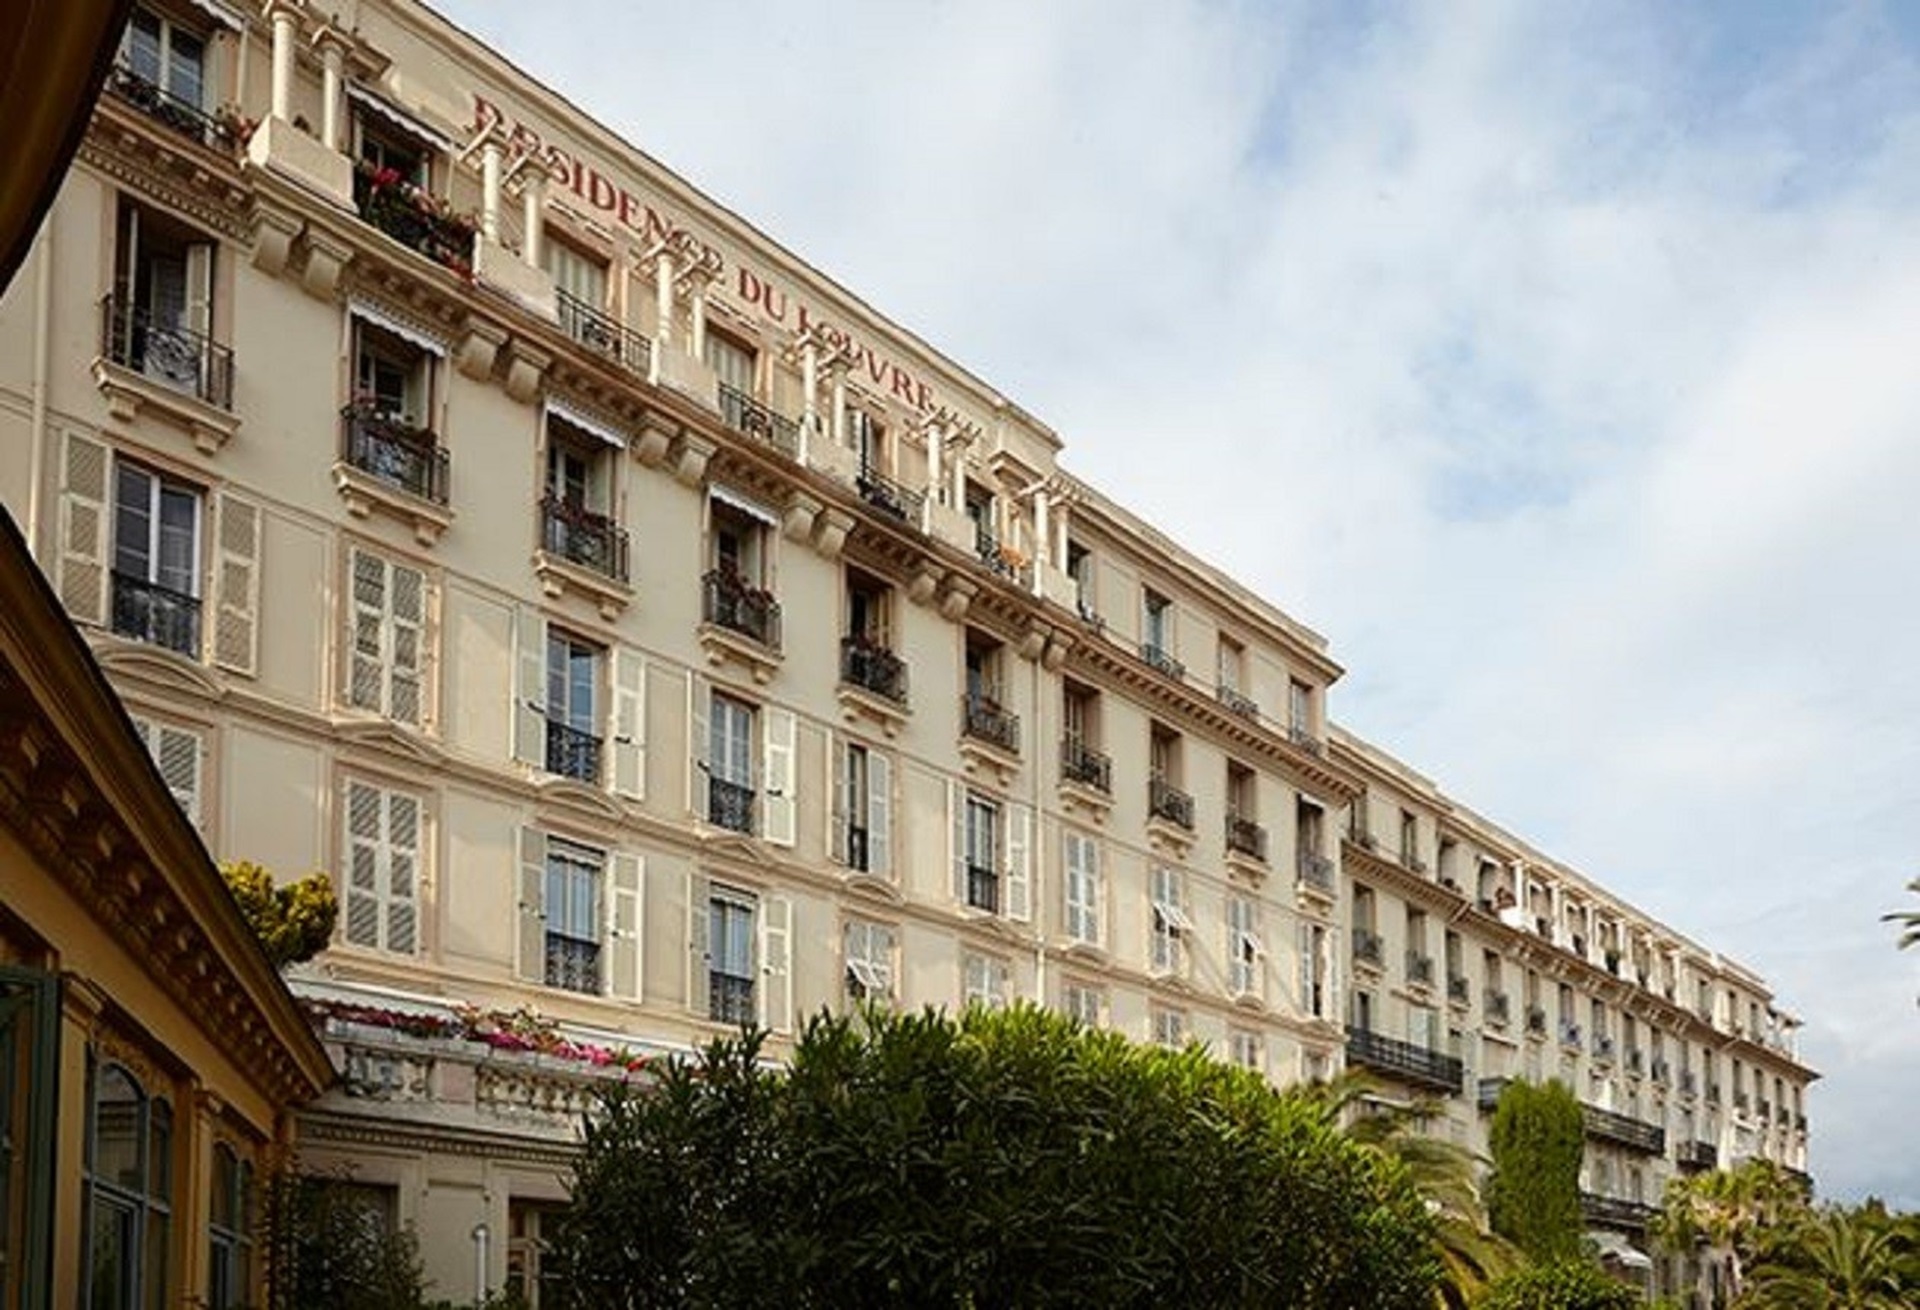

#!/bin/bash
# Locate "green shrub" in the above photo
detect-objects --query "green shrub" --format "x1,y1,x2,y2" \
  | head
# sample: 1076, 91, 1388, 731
1476, 1259, 1639, 1310
1485, 1079, 1586, 1262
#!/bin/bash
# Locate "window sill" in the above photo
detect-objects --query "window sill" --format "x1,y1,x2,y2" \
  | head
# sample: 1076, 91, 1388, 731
1230, 990, 1270, 1015
92, 357, 240, 455
957, 733, 1020, 788
332, 462, 453, 546
836, 682, 909, 738
533, 549, 632, 621
1057, 778, 1112, 825
1293, 876, 1337, 915
1145, 816, 1195, 861
696, 621, 782, 684
1224, 848, 1268, 886
1056, 939, 1108, 968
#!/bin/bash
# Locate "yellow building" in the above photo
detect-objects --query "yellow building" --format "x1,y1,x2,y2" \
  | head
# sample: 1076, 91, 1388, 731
0, 0, 1813, 1301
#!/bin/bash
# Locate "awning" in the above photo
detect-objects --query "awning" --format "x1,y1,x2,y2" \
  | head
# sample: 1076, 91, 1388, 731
349, 299, 449, 358
545, 399, 626, 450
346, 82, 460, 156
709, 483, 779, 528
182, 0, 245, 30
1588, 1230, 1653, 1270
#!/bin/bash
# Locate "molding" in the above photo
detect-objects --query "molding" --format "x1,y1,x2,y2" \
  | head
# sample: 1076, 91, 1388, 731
92, 358, 242, 455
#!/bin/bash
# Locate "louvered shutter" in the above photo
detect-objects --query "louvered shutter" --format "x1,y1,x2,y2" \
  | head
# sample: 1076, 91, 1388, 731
386, 560, 424, 727
605, 851, 643, 1001
686, 870, 711, 1018
609, 647, 647, 799
516, 827, 547, 983
866, 749, 891, 879
687, 673, 710, 819
344, 781, 383, 948
949, 781, 966, 905
385, 791, 419, 953
762, 708, 797, 847
130, 715, 202, 826
212, 494, 260, 674
57, 430, 110, 625
760, 895, 792, 1033
1004, 803, 1031, 923
511, 607, 547, 765
828, 734, 849, 865
347, 551, 385, 712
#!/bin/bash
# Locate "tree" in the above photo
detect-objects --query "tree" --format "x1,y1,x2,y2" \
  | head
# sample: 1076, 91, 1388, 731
1651, 1158, 1810, 1304
1740, 1203, 1920, 1309
221, 860, 337, 968
1885, 876, 1920, 950
266, 1170, 429, 1310
1476, 1259, 1639, 1310
548, 1004, 1442, 1308
1484, 1079, 1586, 1262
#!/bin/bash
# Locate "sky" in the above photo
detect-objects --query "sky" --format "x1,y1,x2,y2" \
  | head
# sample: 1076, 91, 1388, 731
433, 0, 1920, 1204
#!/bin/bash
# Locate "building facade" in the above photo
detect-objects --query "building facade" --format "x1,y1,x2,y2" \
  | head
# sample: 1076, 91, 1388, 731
0, 0, 1813, 1301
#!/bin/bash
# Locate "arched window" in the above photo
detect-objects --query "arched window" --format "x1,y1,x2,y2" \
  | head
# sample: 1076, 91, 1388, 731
83, 1059, 171, 1310
207, 1143, 253, 1308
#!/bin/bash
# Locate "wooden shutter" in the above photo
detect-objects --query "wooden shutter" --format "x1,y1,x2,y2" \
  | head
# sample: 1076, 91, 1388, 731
511, 607, 547, 766
605, 851, 643, 1001
866, 749, 892, 879
760, 894, 792, 1034
687, 672, 710, 819
347, 551, 385, 712
184, 241, 214, 340
609, 646, 647, 800
386, 559, 424, 726
762, 707, 797, 847
56, 430, 110, 625
212, 494, 260, 674
385, 791, 419, 954
949, 781, 966, 905
344, 781, 383, 949
516, 827, 547, 983
828, 734, 848, 865
686, 870, 711, 1018
1004, 802, 1031, 923
130, 715, 202, 826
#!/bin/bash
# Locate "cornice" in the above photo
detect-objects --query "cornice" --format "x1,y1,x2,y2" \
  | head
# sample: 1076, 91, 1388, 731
79, 102, 254, 241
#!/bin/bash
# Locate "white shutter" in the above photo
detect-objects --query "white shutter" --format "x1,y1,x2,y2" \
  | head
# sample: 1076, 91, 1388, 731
512, 606, 548, 766
56, 430, 110, 625
949, 781, 967, 905
347, 551, 386, 712
385, 791, 419, 954
686, 870, 711, 1018
1004, 803, 1031, 923
687, 672, 710, 819
762, 707, 797, 847
344, 782, 383, 949
184, 241, 214, 340
605, 851, 644, 1001
760, 895, 792, 1033
212, 494, 260, 675
130, 715, 203, 826
516, 826, 547, 982
828, 734, 849, 865
1065, 832, 1099, 945
866, 749, 892, 879
609, 646, 647, 799
386, 559, 424, 727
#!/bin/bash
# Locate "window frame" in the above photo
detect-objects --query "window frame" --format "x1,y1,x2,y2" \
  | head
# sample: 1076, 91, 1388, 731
542, 837, 604, 995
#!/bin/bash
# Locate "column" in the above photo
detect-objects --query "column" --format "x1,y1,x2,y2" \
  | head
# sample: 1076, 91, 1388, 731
480, 141, 503, 244
925, 421, 943, 505
520, 165, 546, 268
268, 1, 298, 122
651, 249, 674, 384
800, 336, 819, 433
950, 431, 968, 509
688, 269, 710, 361
1053, 500, 1071, 568
316, 31, 346, 150
1032, 488, 1050, 574
829, 359, 847, 448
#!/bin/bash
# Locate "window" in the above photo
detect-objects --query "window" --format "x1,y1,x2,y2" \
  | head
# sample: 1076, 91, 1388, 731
1288, 679, 1314, 739
1217, 635, 1246, 693
843, 919, 895, 1005
846, 405, 884, 473
110, 201, 219, 400
708, 692, 756, 833
1229, 1029, 1263, 1074
964, 631, 1003, 707
845, 569, 891, 645
206, 1144, 252, 1309
1227, 896, 1262, 998
1061, 680, 1108, 791
964, 794, 1000, 912
545, 237, 608, 313
1297, 799, 1324, 859
1142, 589, 1173, 657
357, 118, 427, 188
342, 779, 421, 955
1063, 830, 1102, 946
1226, 762, 1256, 822
707, 889, 757, 1023
833, 740, 892, 876
1066, 540, 1096, 620
544, 631, 602, 783
83, 1059, 172, 1310
128, 714, 202, 826
1351, 989, 1374, 1032
506, 1200, 568, 1309
1406, 908, 1430, 982
1399, 810, 1420, 868
352, 320, 430, 429
111, 461, 201, 656
1148, 725, 1183, 794
1151, 1007, 1187, 1049
544, 839, 603, 994
1149, 866, 1190, 975
540, 417, 625, 579
347, 550, 426, 727
1349, 791, 1372, 844
964, 953, 1011, 1010
841, 571, 904, 704
1062, 981, 1105, 1028
1298, 923, 1328, 1018
122, 6, 206, 109
706, 331, 756, 398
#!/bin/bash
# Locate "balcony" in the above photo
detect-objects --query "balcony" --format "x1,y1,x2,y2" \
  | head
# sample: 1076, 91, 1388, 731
1484, 990, 1512, 1026
556, 290, 649, 375
1625, 1048, 1645, 1077
1405, 952, 1435, 987
1344, 1026, 1464, 1096
99, 295, 234, 411
972, 523, 1027, 585
1679, 1070, 1698, 1097
966, 864, 1000, 915
1650, 1058, 1670, 1086
1476, 1076, 1513, 1113
707, 777, 755, 835
352, 161, 475, 278
1148, 777, 1194, 830
1559, 1022, 1583, 1049
1402, 852, 1428, 875
1287, 723, 1326, 757
1447, 974, 1470, 1006
540, 495, 630, 584
1583, 1104, 1666, 1155
1579, 1193, 1658, 1233
1139, 641, 1186, 682
702, 569, 782, 650
710, 972, 755, 1025
1060, 736, 1112, 793
716, 382, 800, 458
104, 62, 236, 150
1676, 1139, 1718, 1173
840, 636, 909, 706
111, 573, 200, 658
1216, 684, 1258, 720
961, 693, 1020, 755
1352, 926, 1384, 968
1296, 851, 1335, 894
1225, 814, 1268, 862
1526, 1005, 1548, 1036
340, 404, 450, 506
1706, 1082, 1722, 1106
1592, 1034, 1616, 1063
856, 466, 925, 526
544, 935, 601, 996
544, 719, 602, 784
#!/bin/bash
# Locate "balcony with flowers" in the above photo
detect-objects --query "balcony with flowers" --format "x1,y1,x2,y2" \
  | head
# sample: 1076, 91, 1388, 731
352, 160, 476, 279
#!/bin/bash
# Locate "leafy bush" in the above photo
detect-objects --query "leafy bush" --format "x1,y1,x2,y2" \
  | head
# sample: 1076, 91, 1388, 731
221, 861, 337, 968
1485, 1079, 1586, 1262
1476, 1259, 1639, 1310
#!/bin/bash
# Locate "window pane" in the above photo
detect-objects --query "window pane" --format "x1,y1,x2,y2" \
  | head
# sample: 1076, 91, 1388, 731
89, 1194, 137, 1310
115, 468, 154, 580
166, 28, 205, 107
156, 487, 196, 595
93, 1067, 143, 1191
125, 11, 162, 83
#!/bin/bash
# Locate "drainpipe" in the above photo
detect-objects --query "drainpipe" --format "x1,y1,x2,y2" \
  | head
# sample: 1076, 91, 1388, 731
471, 1222, 490, 1301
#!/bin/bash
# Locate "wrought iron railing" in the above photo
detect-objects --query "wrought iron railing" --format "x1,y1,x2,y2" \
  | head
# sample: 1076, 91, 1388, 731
1060, 736, 1112, 793
961, 694, 1019, 754
972, 522, 1022, 583
1583, 1104, 1666, 1155
556, 290, 649, 374
1406, 952, 1435, 986
1676, 1139, 1718, 1172
104, 63, 231, 148
1140, 641, 1185, 681
112, 573, 200, 657
540, 495, 629, 583
966, 864, 1000, 914
1484, 990, 1512, 1025
1579, 1192, 1658, 1232
843, 824, 870, 873
1148, 777, 1194, 830
1526, 1004, 1548, 1035
1296, 851, 1335, 893
1447, 974, 1470, 1005
544, 719, 602, 784
1216, 684, 1258, 719
1352, 926, 1383, 967
710, 972, 755, 1025
340, 404, 450, 505
702, 570, 781, 649
856, 466, 925, 525
707, 777, 755, 835
1225, 814, 1267, 861
1288, 723, 1326, 757
716, 382, 799, 458
1344, 1026, 1464, 1095
99, 295, 233, 408
544, 935, 601, 995
840, 636, 908, 705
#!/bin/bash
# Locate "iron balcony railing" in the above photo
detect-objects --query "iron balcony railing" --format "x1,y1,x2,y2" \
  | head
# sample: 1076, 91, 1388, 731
710, 972, 755, 1025
843, 823, 871, 873
1296, 851, 1335, 893
112, 573, 200, 657
340, 405, 450, 505
540, 495, 629, 583
972, 522, 1024, 583
1676, 1139, 1719, 1172
1526, 1004, 1548, 1035
1579, 1192, 1658, 1233
856, 466, 925, 525
1679, 1070, 1698, 1096
1484, 990, 1512, 1025
1625, 1047, 1645, 1076
1651, 1058, 1671, 1085
99, 295, 233, 409
1559, 1022, 1583, 1049
1216, 684, 1258, 719
716, 381, 799, 458
545, 936, 600, 995
1344, 1026, 1464, 1096
1583, 1104, 1666, 1155
966, 864, 1000, 914
1352, 926, 1384, 967
707, 777, 755, 835
840, 636, 909, 705
961, 693, 1020, 754
556, 289, 649, 375
1592, 1034, 1616, 1062
1225, 814, 1268, 862
1447, 974, 1470, 1005
352, 163, 473, 275
1406, 952, 1435, 986
1148, 777, 1194, 830
1061, 736, 1112, 793
1706, 1081, 1722, 1105
544, 718, 602, 784
104, 62, 230, 148
1287, 723, 1326, 757
702, 570, 782, 649
1140, 641, 1185, 682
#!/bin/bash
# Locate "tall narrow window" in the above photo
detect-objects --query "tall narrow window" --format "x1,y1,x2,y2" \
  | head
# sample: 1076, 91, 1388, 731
544, 631, 602, 783
707, 332, 756, 398
1227, 896, 1261, 997
111, 462, 201, 657
1063, 830, 1102, 946
843, 919, 895, 1005
833, 740, 892, 876
346, 550, 426, 727
110, 202, 220, 401
543, 839, 603, 995
708, 889, 757, 1023
1062, 981, 1105, 1028
342, 780, 421, 956
708, 693, 756, 834
1288, 679, 1314, 741
1066, 541, 1096, 622
121, 7, 206, 110
964, 794, 1000, 913
206, 1144, 252, 1309
83, 1060, 172, 1310
964, 953, 1011, 1010
1299, 923, 1328, 1017
1149, 866, 1190, 975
